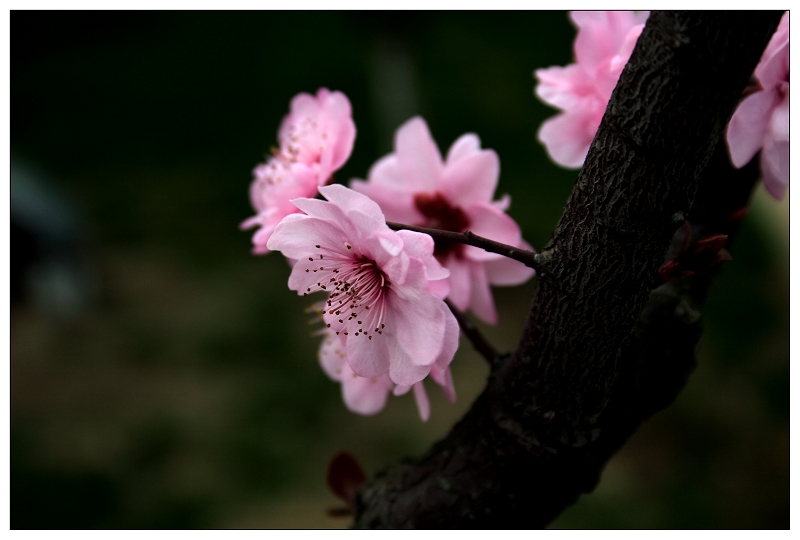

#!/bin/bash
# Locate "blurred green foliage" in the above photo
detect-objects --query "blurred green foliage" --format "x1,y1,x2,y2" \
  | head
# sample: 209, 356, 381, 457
11, 11, 788, 529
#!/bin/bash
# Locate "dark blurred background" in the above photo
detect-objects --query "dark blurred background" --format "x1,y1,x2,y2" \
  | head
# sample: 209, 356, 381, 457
10, 11, 788, 529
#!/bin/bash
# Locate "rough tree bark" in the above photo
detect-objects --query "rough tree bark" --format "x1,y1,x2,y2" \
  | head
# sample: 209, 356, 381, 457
354, 11, 784, 528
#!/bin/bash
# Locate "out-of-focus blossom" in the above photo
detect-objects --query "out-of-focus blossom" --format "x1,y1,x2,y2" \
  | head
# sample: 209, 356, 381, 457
319, 329, 456, 421
534, 11, 649, 168
351, 117, 534, 325
726, 12, 789, 200
268, 184, 459, 387
241, 88, 356, 254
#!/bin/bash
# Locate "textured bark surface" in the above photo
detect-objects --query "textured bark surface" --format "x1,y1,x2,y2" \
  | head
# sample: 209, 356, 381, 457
354, 11, 783, 529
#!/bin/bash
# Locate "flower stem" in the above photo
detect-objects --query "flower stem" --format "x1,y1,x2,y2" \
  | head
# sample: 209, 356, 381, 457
386, 222, 539, 271
444, 299, 499, 366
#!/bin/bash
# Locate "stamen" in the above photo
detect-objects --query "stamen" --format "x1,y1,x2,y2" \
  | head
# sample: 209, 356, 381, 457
301, 240, 389, 339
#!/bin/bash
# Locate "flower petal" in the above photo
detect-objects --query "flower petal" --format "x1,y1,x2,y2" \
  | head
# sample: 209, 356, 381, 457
341, 372, 392, 416
267, 214, 348, 261
395, 230, 450, 282
388, 354, 432, 386
319, 333, 347, 381
316, 89, 357, 177
445, 133, 481, 164
319, 184, 388, 227
535, 64, 593, 109
761, 135, 789, 200
344, 328, 391, 378
434, 303, 459, 371
445, 255, 472, 312
388, 260, 448, 367
412, 382, 431, 422
484, 248, 536, 286
393, 384, 411, 396
287, 256, 339, 296
770, 93, 789, 142
395, 117, 444, 191
467, 260, 498, 325
537, 107, 597, 169
755, 13, 789, 88
440, 148, 500, 208
350, 178, 422, 225
726, 90, 779, 168
430, 365, 456, 403
571, 11, 647, 72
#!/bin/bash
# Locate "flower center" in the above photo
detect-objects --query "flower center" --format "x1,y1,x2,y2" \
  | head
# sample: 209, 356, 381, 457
303, 242, 388, 340
413, 192, 470, 258
255, 116, 326, 187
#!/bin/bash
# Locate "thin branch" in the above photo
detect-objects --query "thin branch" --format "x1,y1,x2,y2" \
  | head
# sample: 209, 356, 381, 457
444, 299, 500, 365
386, 221, 539, 271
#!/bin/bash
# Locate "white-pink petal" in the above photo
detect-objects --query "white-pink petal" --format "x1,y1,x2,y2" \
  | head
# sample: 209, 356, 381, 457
537, 108, 597, 169
726, 90, 779, 168
412, 382, 431, 422
466, 260, 498, 326
395, 117, 444, 191
430, 365, 456, 403
395, 230, 450, 283
318, 184, 389, 229
443, 255, 471, 313
267, 215, 346, 260
390, 262, 448, 367
762, 136, 789, 200
535, 65, 592, 110
341, 373, 393, 416
445, 133, 482, 164
440, 148, 500, 208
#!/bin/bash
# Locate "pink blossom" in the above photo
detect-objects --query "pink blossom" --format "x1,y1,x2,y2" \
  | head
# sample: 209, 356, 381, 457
726, 12, 789, 200
350, 117, 535, 325
319, 329, 456, 421
241, 88, 356, 254
267, 184, 459, 388
535, 11, 649, 168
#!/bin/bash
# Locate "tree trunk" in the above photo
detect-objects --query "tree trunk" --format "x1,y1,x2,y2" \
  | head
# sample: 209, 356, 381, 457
354, 10, 783, 528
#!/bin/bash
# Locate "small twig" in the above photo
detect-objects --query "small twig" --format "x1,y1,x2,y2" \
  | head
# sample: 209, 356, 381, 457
386, 222, 539, 271
444, 299, 499, 365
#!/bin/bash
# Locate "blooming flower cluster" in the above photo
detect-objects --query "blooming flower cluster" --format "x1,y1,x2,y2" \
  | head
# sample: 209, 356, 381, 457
244, 87, 536, 420
246, 15, 789, 421
241, 88, 356, 254
726, 11, 789, 200
534, 11, 649, 168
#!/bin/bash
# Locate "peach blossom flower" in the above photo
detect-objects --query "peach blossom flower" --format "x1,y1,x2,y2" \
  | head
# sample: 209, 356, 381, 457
351, 117, 534, 325
726, 12, 789, 200
241, 88, 356, 253
535, 11, 649, 168
268, 184, 459, 387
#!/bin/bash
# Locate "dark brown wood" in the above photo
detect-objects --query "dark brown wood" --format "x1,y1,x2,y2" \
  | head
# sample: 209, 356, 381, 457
354, 11, 783, 529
